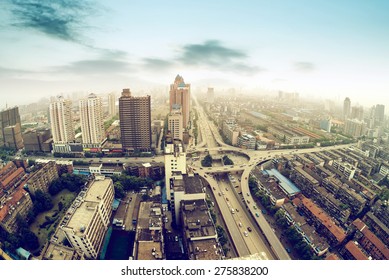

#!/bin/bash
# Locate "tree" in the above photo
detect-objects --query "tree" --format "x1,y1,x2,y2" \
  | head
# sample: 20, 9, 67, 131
32, 190, 53, 213
222, 155, 234, 165
201, 154, 213, 167
114, 182, 125, 199
19, 228, 39, 251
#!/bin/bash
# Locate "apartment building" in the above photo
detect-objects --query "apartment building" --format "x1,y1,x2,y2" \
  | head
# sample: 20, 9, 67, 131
26, 161, 59, 194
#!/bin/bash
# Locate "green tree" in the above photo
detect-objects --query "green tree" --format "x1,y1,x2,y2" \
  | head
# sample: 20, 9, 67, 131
114, 182, 125, 199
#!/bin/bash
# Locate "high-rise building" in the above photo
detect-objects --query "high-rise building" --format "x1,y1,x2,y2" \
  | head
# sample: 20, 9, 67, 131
108, 93, 117, 117
169, 75, 190, 129
343, 97, 351, 120
119, 89, 151, 152
80, 93, 105, 148
344, 119, 366, 138
168, 105, 183, 141
0, 106, 22, 148
375, 104, 385, 125
351, 106, 364, 121
61, 176, 114, 259
49, 96, 75, 144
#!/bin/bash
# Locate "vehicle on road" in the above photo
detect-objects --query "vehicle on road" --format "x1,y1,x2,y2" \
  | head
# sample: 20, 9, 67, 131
213, 187, 216, 190
247, 227, 252, 232
253, 205, 257, 209
244, 231, 248, 237
239, 222, 242, 227
255, 212, 259, 217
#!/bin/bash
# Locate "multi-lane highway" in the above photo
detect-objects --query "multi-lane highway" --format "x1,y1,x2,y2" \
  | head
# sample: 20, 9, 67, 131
191, 95, 354, 259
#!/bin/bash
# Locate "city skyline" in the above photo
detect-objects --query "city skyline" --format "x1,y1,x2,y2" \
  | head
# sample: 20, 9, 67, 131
1, 1, 389, 109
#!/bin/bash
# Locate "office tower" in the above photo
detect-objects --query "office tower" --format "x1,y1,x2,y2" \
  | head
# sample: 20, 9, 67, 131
49, 96, 75, 144
119, 89, 151, 152
108, 93, 117, 117
351, 106, 364, 121
168, 104, 183, 141
375, 104, 385, 124
61, 176, 114, 259
80, 93, 105, 147
343, 97, 351, 120
164, 143, 186, 201
169, 75, 190, 129
0, 106, 22, 148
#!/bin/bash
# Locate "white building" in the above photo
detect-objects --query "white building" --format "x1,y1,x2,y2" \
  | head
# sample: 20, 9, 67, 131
49, 96, 75, 153
164, 143, 186, 201
61, 176, 114, 259
80, 93, 105, 148
168, 108, 183, 141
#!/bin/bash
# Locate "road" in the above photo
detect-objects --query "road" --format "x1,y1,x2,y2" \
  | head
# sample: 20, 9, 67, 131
191, 96, 354, 259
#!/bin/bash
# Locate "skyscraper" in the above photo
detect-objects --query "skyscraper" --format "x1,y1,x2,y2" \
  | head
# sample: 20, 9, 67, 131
169, 75, 190, 129
80, 93, 105, 147
375, 104, 385, 125
119, 89, 151, 152
108, 93, 117, 117
343, 97, 351, 120
49, 96, 75, 144
0, 106, 23, 149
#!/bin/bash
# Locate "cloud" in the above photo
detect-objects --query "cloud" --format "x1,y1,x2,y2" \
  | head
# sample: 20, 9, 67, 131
166, 40, 263, 75
293, 61, 316, 72
179, 40, 246, 65
7, 0, 96, 42
142, 58, 174, 71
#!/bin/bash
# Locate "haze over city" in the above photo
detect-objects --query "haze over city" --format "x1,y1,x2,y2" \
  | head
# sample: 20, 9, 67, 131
1, 0, 389, 108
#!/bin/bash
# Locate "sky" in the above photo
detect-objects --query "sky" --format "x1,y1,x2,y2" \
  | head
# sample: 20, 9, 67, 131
0, 0, 389, 109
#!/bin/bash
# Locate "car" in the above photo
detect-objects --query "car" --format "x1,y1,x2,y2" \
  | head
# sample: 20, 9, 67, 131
239, 222, 242, 227
247, 227, 252, 232
246, 193, 250, 196
204, 174, 207, 178
255, 212, 259, 217
247, 200, 250, 204
236, 209, 239, 212
286, 248, 291, 253
244, 231, 248, 237
253, 205, 257, 209
218, 192, 221, 196
212, 187, 216, 190
235, 186, 239, 188
199, 167, 203, 169
225, 188, 228, 191
226, 198, 229, 201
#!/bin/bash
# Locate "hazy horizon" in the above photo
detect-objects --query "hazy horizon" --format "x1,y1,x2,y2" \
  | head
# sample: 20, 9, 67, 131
1, 1, 388, 109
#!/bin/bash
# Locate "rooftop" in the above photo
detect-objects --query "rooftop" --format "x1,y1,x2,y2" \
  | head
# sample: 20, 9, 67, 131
264, 169, 301, 196
295, 196, 347, 243
137, 241, 163, 260
183, 174, 204, 194
353, 218, 389, 259
182, 200, 216, 240
44, 243, 78, 260
344, 241, 369, 260
189, 239, 222, 260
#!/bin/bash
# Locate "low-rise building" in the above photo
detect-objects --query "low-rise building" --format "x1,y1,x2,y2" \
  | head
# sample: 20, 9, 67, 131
0, 187, 33, 234
25, 161, 59, 194
352, 219, 389, 260
293, 195, 346, 245
135, 202, 163, 260
181, 199, 222, 260
340, 241, 369, 260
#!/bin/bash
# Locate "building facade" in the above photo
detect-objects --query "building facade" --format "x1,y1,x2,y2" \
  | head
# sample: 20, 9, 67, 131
119, 89, 151, 152
169, 75, 190, 129
49, 96, 75, 153
61, 176, 114, 259
80, 93, 105, 148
